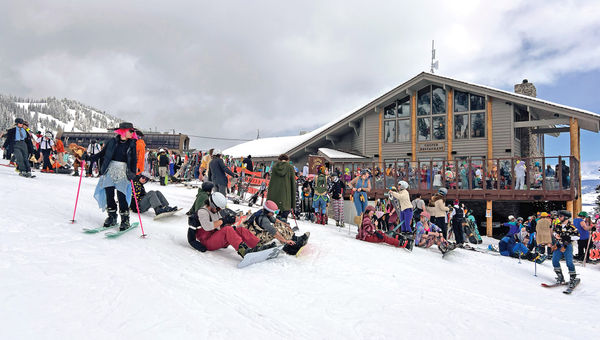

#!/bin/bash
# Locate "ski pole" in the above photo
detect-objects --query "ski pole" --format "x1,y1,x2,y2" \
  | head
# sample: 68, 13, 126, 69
583, 232, 593, 267
70, 160, 85, 223
291, 210, 299, 230
130, 179, 147, 238
534, 256, 537, 276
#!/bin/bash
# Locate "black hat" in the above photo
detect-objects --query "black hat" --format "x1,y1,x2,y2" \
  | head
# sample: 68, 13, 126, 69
112, 122, 135, 130
15, 118, 24, 124
23, 121, 29, 126
558, 210, 572, 218
136, 130, 144, 137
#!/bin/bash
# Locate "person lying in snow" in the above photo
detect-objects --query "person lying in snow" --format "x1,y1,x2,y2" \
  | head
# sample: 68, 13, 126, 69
498, 233, 546, 263
414, 211, 453, 253
130, 172, 178, 216
191, 192, 273, 257
356, 205, 413, 249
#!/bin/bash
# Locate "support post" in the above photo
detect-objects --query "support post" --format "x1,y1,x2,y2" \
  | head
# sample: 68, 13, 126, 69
569, 117, 581, 214
378, 108, 383, 169
447, 89, 453, 161
566, 200, 574, 218
411, 94, 417, 162
486, 200, 493, 237
487, 97, 494, 179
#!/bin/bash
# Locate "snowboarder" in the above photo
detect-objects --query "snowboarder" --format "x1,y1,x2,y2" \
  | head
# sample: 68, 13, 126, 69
89, 122, 138, 231
414, 211, 453, 253
551, 210, 580, 288
312, 166, 329, 224
388, 180, 412, 233
130, 172, 177, 217
2, 118, 35, 177
356, 205, 413, 249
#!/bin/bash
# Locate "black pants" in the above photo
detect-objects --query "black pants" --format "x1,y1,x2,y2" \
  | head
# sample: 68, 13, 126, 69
452, 222, 464, 244
139, 191, 169, 213
87, 160, 98, 176
41, 149, 52, 170
187, 228, 206, 252
577, 239, 590, 260
105, 187, 129, 212
13, 141, 31, 173
434, 217, 447, 239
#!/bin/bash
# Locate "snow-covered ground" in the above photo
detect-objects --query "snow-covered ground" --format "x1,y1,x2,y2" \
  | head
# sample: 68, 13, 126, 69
1, 161, 599, 340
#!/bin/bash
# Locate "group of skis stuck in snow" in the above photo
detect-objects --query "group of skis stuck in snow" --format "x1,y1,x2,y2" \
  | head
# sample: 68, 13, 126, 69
3, 120, 600, 282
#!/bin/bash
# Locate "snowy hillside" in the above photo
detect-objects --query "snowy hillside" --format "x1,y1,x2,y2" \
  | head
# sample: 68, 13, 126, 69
0, 95, 121, 135
1, 160, 599, 340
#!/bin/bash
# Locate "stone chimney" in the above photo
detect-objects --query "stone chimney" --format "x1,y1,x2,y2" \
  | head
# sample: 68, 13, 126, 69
514, 79, 536, 97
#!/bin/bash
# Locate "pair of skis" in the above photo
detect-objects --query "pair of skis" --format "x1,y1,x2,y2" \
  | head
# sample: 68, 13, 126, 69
541, 279, 580, 294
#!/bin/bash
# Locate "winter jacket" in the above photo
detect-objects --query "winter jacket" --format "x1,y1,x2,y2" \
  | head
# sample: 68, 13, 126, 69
414, 221, 442, 245
2, 127, 34, 155
553, 221, 579, 245
188, 189, 210, 216
357, 214, 376, 240
37, 137, 54, 150
314, 174, 328, 195
242, 157, 254, 172
498, 236, 516, 256
535, 218, 553, 245
136, 139, 146, 174
503, 222, 520, 236
89, 136, 137, 180
428, 195, 449, 218
329, 179, 344, 199
158, 153, 169, 167
130, 176, 147, 211
390, 189, 411, 211
451, 206, 464, 226
55, 139, 65, 153
573, 217, 589, 240
267, 161, 297, 212
87, 143, 101, 155
208, 157, 236, 186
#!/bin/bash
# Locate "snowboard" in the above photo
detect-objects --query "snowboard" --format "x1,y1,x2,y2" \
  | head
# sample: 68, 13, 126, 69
154, 208, 183, 220
105, 222, 140, 238
238, 246, 283, 268
563, 278, 581, 294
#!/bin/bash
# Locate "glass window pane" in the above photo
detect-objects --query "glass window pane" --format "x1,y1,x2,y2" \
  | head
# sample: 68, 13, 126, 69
470, 94, 485, 111
432, 116, 446, 140
454, 90, 468, 112
417, 117, 431, 141
471, 112, 485, 138
397, 119, 410, 142
397, 96, 410, 118
454, 114, 468, 139
384, 103, 396, 119
384, 121, 396, 143
417, 86, 431, 116
432, 85, 446, 114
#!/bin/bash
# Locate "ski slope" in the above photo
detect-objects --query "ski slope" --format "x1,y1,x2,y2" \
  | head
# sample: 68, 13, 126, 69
1, 161, 599, 340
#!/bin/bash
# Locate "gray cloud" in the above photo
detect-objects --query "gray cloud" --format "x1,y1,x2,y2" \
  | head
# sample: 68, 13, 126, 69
1, 0, 599, 149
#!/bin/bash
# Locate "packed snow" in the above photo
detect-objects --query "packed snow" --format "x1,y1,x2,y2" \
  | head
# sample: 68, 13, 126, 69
1, 161, 599, 340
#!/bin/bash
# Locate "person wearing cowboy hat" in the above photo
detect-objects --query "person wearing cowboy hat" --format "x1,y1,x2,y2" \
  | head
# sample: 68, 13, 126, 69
1, 118, 35, 177
551, 210, 580, 287
89, 122, 138, 231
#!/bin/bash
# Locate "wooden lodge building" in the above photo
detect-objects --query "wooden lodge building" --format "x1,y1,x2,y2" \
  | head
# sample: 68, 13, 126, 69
59, 131, 190, 153
224, 72, 600, 235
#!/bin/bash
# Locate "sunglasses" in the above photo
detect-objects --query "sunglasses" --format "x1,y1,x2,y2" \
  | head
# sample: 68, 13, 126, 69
128, 129, 135, 133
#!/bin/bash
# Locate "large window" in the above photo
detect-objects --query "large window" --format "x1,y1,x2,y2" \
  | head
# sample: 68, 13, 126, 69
383, 96, 411, 144
417, 85, 447, 141
453, 90, 486, 139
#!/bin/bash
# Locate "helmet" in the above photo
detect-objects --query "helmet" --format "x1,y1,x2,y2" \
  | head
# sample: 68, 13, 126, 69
263, 200, 279, 213
578, 211, 588, 218
438, 187, 448, 196
398, 180, 409, 190
201, 181, 214, 193
209, 192, 227, 210
558, 210, 572, 218
159, 148, 165, 153
213, 149, 222, 155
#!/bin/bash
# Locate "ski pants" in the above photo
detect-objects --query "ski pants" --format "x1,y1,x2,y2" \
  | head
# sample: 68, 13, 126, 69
139, 190, 169, 213
434, 216, 447, 239
552, 243, 575, 272
196, 226, 259, 251
577, 239, 590, 260
353, 192, 368, 215
332, 198, 344, 222
105, 187, 129, 213
215, 183, 227, 196
86, 160, 98, 176
361, 231, 401, 247
399, 208, 413, 232
40, 149, 52, 171
452, 221, 464, 244
187, 228, 207, 252
13, 141, 31, 173
515, 175, 525, 190
313, 194, 328, 214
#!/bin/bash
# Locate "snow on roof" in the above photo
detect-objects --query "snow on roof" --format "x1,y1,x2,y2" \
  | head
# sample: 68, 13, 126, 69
223, 135, 308, 158
318, 148, 364, 159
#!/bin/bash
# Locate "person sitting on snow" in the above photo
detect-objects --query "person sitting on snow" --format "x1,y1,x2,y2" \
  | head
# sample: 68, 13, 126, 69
191, 192, 268, 257
130, 172, 178, 217
414, 211, 453, 253
245, 200, 309, 256
356, 205, 413, 249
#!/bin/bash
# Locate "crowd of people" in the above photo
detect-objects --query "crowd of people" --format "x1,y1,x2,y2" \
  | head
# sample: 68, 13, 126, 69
1, 117, 598, 282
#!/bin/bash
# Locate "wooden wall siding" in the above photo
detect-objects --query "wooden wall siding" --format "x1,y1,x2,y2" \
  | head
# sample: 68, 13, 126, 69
382, 142, 412, 160
334, 130, 354, 153
513, 138, 522, 157
365, 111, 380, 157
451, 139, 488, 158
492, 99, 513, 158
351, 120, 364, 155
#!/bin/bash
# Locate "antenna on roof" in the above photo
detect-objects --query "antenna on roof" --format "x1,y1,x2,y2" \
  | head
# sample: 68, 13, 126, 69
256, 129, 260, 139
430, 40, 439, 74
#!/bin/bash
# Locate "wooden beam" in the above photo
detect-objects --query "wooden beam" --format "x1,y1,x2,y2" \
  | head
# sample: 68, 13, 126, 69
514, 119, 569, 128
570, 117, 582, 214
447, 89, 453, 160
531, 127, 570, 134
326, 135, 338, 146
411, 94, 416, 162
348, 121, 359, 136
487, 97, 493, 165
486, 200, 493, 237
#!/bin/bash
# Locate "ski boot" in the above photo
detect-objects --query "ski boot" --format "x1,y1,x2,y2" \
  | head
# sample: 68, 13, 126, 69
336, 220, 340, 227
438, 241, 448, 254
554, 268, 565, 285
568, 272, 579, 289
257, 242, 277, 251
103, 209, 118, 228
237, 242, 260, 258
119, 210, 130, 231
340, 221, 345, 228
72, 170, 79, 177
154, 205, 170, 216
315, 213, 322, 225
322, 214, 328, 225
399, 238, 414, 251
283, 232, 310, 255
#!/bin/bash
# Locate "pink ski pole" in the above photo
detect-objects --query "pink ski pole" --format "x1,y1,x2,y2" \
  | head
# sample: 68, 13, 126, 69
130, 179, 147, 237
70, 160, 85, 223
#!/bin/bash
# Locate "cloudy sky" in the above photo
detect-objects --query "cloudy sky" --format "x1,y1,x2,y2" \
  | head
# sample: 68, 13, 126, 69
1, 0, 600, 174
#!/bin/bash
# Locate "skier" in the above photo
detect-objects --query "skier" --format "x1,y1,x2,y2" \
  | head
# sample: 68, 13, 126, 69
157, 148, 169, 185
551, 210, 580, 288
130, 172, 177, 217
86, 139, 101, 177
266, 154, 297, 222
349, 170, 371, 216
427, 188, 449, 238
37, 131, 55, 173
414, 211, 453, 253
388, 180, 412, 233
2, 118, 35, 177
329, 171, 345, 227
356, 205, 413, 249
89, 122, 138, 231
312, 166, 329, 224
192, 192, 264, 257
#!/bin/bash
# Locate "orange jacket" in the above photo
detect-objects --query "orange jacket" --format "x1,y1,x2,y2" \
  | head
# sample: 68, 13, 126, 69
136, 139, 146, 174
55, 139, 65, 153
